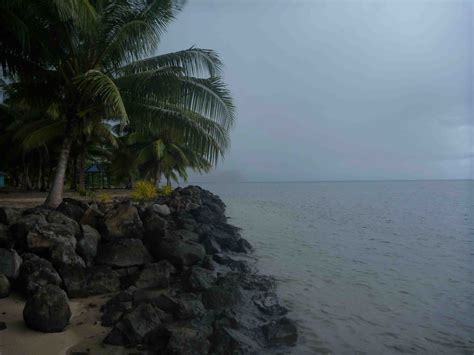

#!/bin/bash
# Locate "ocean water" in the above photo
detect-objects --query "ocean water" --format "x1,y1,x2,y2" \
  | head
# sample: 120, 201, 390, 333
198, 180, 473, 354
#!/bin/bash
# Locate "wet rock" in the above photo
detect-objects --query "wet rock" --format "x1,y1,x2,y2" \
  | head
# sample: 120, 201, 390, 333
164, 324, 210, 355
236, 237, 253, 253
157, 236, 205, 267
0, 248, 22, 279
76, 225, 100, 266
175, 293, 205, 320
212, 327, 261, 354
152, 204, 170, 217
262, 317, 298, 346
23, 284, 71, 332
57, 198, 87, 222
0, 207, 21, 225
191, 205, 224, 224
104, 303, 162, 346
50, 244, 86, 268
213, 254, 250, 273
200, 234, 221, 255
203, 281, 242, 310
122, 261, 171, 289
60, 265, 120, 298
19, 253, 62, 296
0, 274, 10, 297
186, 266, 216, 292
253, 293, 288, 316
96, 239, 152, 268
103, 201, 143, 240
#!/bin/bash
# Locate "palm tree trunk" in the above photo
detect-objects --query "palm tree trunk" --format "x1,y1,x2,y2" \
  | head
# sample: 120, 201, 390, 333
44, 116, 78, 207
79, 134, 86, 190
155, 164, 161, 189
37, 149, 43, 191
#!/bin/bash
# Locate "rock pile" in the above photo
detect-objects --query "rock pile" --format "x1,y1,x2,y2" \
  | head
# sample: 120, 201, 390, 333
0, 186, 297, 352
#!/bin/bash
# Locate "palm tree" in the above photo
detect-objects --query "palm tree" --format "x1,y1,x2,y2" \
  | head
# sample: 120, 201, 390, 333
0, 0, 234, 207
126, 129, 213, 188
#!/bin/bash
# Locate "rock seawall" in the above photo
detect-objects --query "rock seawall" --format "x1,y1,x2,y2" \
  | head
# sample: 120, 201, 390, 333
0, 186, 297, 354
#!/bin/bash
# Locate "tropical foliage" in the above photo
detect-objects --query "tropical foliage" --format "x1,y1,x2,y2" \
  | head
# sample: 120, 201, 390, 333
0, 0, 234, 206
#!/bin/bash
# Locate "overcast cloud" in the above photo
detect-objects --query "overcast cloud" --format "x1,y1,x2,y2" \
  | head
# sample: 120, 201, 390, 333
158, 0, 473, 181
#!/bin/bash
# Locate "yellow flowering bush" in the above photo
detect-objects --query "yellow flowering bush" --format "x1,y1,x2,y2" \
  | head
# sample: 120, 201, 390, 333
97, 191, 112, 203
160, 185, 173, 196
131, 180, 158, 201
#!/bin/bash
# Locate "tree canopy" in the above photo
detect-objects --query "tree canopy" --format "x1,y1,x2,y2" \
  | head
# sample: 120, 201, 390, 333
0, 0, 235, 206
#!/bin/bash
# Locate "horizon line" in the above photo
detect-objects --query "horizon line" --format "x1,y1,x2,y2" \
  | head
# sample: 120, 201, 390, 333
188, 178, 473, 184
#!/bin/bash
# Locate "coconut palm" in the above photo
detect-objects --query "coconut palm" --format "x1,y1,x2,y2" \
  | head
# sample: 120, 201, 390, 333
0, 0, 234, 207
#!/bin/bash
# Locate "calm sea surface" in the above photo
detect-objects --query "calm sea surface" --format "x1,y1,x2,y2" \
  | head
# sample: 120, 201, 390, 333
198, 180, 473, 354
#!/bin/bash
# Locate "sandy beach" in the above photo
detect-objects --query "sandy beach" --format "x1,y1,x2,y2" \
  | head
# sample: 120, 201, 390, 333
0, 292, 129, 355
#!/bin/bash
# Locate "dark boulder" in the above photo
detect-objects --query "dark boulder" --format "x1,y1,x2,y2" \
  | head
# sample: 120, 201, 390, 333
212, 327, 261, 354
96, 238, 152, 268
0, 274, 10, 297
9, 212, 48, 250
45, 210, 81, 238
175, 293, 205, 320
19, 253, 62, 296
0, 224, 12, 248
26, 223, 77, 254
104, 303, 162, 346
172, 229, 199, 242
76, 225, 100, 266
163, 324, 210, 355
200, 234, 221, 255
262, 317, 298, 346
213, 254, 250, 273
0, 248, 22, 279
157, 236, 205, 267
191, 205, 224, 224
50, 244, 86, 268
253, 293, 288, 316
0, 207, 21, 225
122, 261, 171, 289
59, 265, 120, 298
102, 201, 143, 240
203, 281, 242, 310
186, 266, 216, 292
152, 204, 171, 217
101, 288, 135, 326
80, 207, 105, 232
57, 198, 87, 222
23, 284, 71, 332
174, 211, 198, 231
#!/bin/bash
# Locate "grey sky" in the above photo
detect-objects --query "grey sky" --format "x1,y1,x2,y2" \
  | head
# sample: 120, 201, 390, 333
159, 0, 473, 181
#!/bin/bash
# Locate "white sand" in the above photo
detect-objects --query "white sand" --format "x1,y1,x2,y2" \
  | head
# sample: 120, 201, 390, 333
0, 292, 129, 355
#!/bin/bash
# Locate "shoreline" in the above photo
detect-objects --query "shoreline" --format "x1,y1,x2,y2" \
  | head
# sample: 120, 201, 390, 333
0, 186, 297, 354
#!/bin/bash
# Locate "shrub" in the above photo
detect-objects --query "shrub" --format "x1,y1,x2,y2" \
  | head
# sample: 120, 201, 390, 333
78, 188, 96, 198
131, 180, 158, 201
97, 191, 112, 203
160, 185, 173, 196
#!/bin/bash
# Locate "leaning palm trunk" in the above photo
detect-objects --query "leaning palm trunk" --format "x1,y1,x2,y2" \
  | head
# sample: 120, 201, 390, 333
44, 117, 78, 207
79, 140, 86, 190
155, 164, 161, 189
